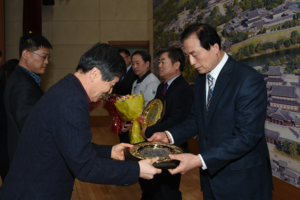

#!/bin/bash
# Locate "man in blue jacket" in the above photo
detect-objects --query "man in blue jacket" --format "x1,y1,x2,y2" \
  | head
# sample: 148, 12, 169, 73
149, 23, 273, 200
0, 43, 161, 200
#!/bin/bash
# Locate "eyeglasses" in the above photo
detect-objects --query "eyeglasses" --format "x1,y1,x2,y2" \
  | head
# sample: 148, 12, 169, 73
29, 51, 51, 61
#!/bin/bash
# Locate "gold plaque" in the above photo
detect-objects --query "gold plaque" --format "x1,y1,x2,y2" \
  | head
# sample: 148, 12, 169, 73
129, 142, 183, 163
141, 98, 165, 129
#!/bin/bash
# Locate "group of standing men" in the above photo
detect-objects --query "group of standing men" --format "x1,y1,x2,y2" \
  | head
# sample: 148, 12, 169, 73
0, 23, 273, 200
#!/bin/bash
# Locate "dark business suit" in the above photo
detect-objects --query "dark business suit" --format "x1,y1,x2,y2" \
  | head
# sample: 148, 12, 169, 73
113, 66, 138, 143
4, 65, 44, 163
0, 61, 18, 181
0, 74, 139, 200
140, 75, 194, 200
169, 57, 273, 200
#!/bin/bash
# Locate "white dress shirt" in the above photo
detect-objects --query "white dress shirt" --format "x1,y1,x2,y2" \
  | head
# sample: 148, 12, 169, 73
166, 53, 229, 170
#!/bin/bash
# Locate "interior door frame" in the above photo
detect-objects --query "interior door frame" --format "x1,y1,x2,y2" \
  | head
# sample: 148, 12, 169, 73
108, 41, 150, 53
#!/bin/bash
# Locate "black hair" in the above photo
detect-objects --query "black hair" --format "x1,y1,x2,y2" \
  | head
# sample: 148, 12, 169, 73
131, 51, 151, 66
76, 43, 126, 81
157, 47, 185, 72
19, 33, 52, 58
0, 59, 19, 88
118, 48, 130, 57
0, 50, 2, 57
180, 23, 221, 51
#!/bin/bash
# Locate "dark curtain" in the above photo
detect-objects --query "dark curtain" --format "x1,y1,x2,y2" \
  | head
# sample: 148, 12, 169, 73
23, 0, 42, 35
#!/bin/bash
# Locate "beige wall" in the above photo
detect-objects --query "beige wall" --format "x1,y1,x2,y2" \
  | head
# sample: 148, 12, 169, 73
5, 0, 153, 116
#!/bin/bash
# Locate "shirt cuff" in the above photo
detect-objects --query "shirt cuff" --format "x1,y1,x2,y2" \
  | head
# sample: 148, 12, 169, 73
199, 154, 207, 170
165, 131, 174, 144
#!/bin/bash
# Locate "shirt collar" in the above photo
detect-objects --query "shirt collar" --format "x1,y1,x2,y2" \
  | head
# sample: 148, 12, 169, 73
208, 53, 228, 82
164, 74, 181, 86
137, 70, 151, 84
19, 65, 41, 86
73, 74, 91, 104
126, 65, 132, 73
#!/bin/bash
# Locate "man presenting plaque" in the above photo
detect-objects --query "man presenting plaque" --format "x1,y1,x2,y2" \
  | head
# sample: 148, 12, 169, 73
140, 47, 194, 200
149, 23, 273, 200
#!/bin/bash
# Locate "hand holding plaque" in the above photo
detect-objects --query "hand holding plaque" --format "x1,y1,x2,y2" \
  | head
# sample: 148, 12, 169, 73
125, 142, 183, 169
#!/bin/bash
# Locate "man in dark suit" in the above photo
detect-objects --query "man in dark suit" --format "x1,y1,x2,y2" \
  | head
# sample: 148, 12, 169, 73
0, 43, 161, 199
149, 23, 273, 200
0, 59, 19, 182
114, 48, 138, 143
139, 47, 194, 200
4, 33, 52, 164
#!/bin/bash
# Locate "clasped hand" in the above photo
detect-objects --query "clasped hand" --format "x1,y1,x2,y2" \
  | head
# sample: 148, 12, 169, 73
121, 120, 132, 132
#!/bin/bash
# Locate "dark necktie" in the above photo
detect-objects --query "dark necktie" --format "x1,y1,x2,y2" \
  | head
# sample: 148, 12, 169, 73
206, 74, 214, 110
162, 82, 168, 96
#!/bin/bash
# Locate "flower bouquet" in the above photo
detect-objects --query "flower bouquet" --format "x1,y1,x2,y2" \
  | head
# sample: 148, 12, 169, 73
105, 94, 122, 134
114, 92, 145, 144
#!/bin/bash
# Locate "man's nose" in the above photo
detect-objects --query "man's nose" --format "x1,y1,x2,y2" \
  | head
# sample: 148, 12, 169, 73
189, 55, 196, 66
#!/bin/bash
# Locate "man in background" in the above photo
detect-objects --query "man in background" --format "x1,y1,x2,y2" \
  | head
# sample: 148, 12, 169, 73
140, 47, 194, 200
0, 59, 19, 182
130, 51, 160, 106
113, 48, 138, 143
4, 33, 52, 163
121, 50, 160, 139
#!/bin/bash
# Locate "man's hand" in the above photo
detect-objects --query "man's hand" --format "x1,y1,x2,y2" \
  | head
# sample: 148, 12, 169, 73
121, 121, 132, 132
168, 153, 202, 175
148, 132, 170, 143
111, 143, 133, 160
141, 128, 147, 139
138, 157, 162, 179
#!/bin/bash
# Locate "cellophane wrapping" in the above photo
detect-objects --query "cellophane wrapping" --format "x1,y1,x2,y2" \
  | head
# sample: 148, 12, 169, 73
114, 93, 145, 144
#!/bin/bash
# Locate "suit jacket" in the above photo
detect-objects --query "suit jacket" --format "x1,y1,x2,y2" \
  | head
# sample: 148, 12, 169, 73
113, 67, 138, 95
145, 74, 194, 152
141, 74, 194, 200
4, 65, 44, 163
0, 74, 140, 200
169, 57, 273, 200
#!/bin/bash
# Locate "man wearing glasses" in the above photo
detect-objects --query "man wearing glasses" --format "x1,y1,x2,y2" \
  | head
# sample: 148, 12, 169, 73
4, 33, 52, 164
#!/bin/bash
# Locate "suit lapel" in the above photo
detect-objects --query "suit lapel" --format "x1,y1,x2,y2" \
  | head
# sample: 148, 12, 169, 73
205, 57, 234, 126
163, 75, 183, 97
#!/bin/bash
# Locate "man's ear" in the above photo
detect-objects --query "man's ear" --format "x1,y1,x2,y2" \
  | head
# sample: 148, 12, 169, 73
146, 61, 150, 69
90, 67, 100, 82
212, 43, 220, 55
22, 50, 29, 60
174, 61, 180, 70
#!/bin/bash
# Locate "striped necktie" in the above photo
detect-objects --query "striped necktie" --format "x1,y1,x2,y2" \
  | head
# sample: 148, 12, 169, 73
206, 74, 214, 110
162, 82, 168, 96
